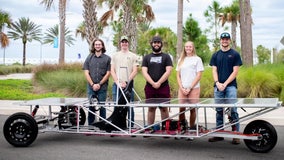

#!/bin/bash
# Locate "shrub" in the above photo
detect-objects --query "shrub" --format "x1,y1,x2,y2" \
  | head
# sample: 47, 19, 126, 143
32, 63, 284, 101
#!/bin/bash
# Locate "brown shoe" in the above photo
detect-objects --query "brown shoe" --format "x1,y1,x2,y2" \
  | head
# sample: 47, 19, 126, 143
208, 137, 224, 142
232, 138, 240, 144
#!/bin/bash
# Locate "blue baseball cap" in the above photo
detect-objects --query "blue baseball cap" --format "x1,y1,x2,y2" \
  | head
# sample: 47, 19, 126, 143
220, 32, 231, 39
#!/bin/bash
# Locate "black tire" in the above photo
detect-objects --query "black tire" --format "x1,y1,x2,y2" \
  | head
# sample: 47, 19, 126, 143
75, 107, 86, 125
3, 112, 38, 147
58, 106, 86, 128
243, 120, 277, 153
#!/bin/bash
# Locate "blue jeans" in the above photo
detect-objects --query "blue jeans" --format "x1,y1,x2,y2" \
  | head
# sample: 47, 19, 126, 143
214, 86, 240, 131
87, 84, 107, 125
112, 83, 135, 127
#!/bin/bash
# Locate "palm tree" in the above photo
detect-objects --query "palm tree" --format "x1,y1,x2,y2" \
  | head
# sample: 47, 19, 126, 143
75, 22, 87, 41
0, 10, 12, 48
239, 0, 253, 66
204, 0, 223, 52
77, 0, 107, 45
7, 17, 42, 66
43, 24, 75, 47
138, 21, 152, 33
219, 0, 240, 49
82, 0, 105, 46
176, 0, 183, 60
0, 10, 12, 65
98, 0, 155, 52
39, 0, 67, 64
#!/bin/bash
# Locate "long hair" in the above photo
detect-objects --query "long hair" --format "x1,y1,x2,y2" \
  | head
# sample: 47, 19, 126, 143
177, 41, 196, 68
90, 38, 106, 54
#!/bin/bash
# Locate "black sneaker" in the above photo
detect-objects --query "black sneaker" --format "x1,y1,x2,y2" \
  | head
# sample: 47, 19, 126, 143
208, 137, 224, 142
179, 119, 188, 134
232, 138, 240, 144
189, 125, 197, 130
143, 127, 155, 138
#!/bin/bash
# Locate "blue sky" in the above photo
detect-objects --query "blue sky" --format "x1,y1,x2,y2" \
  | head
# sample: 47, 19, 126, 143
1, 0, 284, 64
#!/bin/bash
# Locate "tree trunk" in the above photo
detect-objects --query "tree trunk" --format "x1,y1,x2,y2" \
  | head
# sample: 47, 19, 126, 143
122, 5, 137, 52
176, 0, 183, 62
239, 0, 253, 66
83, 0, 98, 47
129, 20, 137, 53
22, 42, 26, 66
58, 0, 66, 64
231, 21, 237, 49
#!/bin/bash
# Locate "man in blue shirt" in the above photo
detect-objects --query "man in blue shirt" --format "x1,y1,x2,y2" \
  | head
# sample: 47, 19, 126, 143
209, 32, 243, 144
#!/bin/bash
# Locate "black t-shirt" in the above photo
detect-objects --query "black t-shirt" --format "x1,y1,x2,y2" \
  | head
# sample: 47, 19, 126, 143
209, 48, 242, 87
142, 52, 173, 86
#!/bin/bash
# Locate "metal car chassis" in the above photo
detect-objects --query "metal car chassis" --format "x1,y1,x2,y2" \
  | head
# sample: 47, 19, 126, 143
3, 97, 282, 153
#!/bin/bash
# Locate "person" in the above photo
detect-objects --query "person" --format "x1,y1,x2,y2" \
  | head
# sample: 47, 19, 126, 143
141, 35, 173, 131
111, 35, 139, 128
83, 38, 111, 125
176, 41, 204, 134
208, 32, 243, 144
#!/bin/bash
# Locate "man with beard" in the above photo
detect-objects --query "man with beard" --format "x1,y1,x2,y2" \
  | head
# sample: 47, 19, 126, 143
83, 38, 111, 125
141, 35, 173, 131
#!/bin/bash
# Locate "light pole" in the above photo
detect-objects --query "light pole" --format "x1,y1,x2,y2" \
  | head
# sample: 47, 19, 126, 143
40, 42, 43, 64
3, 48, 6, 65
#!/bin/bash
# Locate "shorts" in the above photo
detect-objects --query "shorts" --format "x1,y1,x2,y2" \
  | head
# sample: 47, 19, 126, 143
144, 84, 170, 99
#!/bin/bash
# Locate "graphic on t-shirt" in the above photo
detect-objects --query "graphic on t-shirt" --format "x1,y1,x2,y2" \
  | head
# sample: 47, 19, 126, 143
150, 57, 162, 63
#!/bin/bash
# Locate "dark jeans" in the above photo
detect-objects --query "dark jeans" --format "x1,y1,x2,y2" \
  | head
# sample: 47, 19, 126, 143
87, 84, 107, 125
214, 86, 239, 131
112, 83, 135, 127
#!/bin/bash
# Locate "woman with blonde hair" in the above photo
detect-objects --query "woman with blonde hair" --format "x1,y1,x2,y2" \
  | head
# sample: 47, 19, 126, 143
176, 41, 204, 135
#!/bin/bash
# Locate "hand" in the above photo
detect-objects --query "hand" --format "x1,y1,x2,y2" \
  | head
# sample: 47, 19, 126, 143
152, 82, 161, 89
92, 83, 100, 91
120, 81, 127, 89
216, 82, 226, 91
182, 87, 191, 95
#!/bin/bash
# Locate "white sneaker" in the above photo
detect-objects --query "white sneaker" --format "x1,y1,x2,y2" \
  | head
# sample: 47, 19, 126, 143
186, 137, 194, 141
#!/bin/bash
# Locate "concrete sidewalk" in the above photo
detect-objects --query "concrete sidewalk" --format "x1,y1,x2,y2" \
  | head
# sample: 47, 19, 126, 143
0, 73, 33, 80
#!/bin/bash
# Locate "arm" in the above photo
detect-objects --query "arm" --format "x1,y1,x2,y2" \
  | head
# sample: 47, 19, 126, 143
84, 70, 94, 86
141, 66, 155, 86
153, 66, 172, 89
212, 66, 224, 91
176, 70, 183, 89
128, 65, 138, 82
157, 66, 172, 85
84, 70, 100, 91
223, 66, 240, 87
100, 71, 111, 85
111, 64, 119, 85
212, 66, 218, 83
177, 70, 189, 96
190, 71, 202, 89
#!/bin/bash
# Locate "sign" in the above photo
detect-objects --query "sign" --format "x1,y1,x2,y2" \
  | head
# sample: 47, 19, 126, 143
53, 38, 58, 48
280, 36, 284, 46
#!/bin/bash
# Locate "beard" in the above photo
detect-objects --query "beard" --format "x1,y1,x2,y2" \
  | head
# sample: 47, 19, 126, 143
95, 48, 102, 53
152, 46, 162, 52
